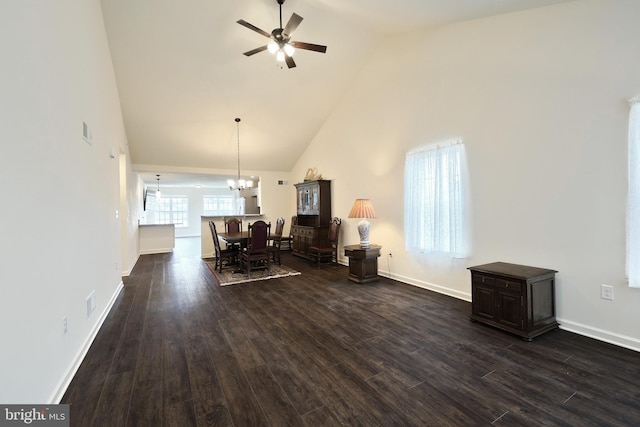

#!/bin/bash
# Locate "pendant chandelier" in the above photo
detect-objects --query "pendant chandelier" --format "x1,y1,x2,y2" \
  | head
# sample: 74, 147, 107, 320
227, 117, 253, 191
155, 174, 161, 199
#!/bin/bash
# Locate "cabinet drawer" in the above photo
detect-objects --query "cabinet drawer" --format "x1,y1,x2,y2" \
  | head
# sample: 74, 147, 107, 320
292, 226, 313, 236
495, 278, 522, 292
300, 228, 314, 237
473, 274, 495, 286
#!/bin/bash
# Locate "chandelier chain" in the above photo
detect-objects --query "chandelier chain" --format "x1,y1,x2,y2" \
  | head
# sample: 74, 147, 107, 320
236, 119, 241, 180
228, 117, 252, 191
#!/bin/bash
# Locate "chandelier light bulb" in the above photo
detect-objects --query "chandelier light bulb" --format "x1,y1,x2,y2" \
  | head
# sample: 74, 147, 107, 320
284, 44, 295, 57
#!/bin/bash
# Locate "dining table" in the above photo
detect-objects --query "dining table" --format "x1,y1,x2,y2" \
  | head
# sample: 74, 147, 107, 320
217, 231, 250, 248
217, 230, 275, 274
217, 231, 250, 273
218, 230, 276, 248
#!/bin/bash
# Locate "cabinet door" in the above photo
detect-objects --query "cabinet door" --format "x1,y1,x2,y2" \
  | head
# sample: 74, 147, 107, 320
302, 229, 315, 254
472, 284, 496, 320
290, 226, 300, 253
495, 279, 524, 331
472, 274, 497, 320
297, 187, 310, 214
292, 231, 302, 253
309, 184, 320, 214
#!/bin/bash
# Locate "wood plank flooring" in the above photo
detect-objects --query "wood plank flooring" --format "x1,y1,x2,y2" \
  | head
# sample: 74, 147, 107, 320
62, 238, 640, 426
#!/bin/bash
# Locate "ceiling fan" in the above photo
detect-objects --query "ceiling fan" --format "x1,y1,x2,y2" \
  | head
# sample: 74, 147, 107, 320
237, 0, 327, 69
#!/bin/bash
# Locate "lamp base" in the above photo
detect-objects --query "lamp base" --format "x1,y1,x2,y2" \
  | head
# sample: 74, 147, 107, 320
357, 219, 370, 248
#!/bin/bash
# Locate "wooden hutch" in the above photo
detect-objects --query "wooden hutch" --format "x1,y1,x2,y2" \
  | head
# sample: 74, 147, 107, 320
291, 180, 331, 259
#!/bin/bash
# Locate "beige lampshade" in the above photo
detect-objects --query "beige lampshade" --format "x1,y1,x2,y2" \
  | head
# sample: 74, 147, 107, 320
348, 199, 376, 219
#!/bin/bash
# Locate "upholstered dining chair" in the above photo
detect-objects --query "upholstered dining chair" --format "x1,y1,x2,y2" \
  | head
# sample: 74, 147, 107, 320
308, 217, 341, 267
241, 220, 271, 278
267, 217, 285, 265
209, 221, 235, 273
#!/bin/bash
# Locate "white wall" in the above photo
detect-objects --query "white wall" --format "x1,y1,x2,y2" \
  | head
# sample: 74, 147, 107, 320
0, 0, 136, 402
292, 0, 640, 350
120, 158, 144, 275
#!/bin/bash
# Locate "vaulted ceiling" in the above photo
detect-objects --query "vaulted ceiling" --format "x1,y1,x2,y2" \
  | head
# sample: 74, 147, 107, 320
100, 0, 574, 186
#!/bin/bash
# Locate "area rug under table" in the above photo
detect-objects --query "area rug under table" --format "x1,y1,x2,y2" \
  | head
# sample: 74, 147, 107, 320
205, 261, 301, 286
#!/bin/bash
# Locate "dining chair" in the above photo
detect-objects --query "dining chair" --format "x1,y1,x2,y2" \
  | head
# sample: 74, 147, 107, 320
209, 221, 235, 273
224, 217, 243, 251
241, 220, 271, 278
308, 217, 341, 267
278, 216, 295, 251
267, 217, 285, 265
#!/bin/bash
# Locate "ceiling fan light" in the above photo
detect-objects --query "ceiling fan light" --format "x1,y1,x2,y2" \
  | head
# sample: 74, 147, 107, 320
284, 44, 295, 56
276, 50, 285, 62
267, 41, 278, 54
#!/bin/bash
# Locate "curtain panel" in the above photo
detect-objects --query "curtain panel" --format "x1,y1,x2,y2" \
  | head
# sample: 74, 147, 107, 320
404, 141, 469, 258
627, 98, 640, 288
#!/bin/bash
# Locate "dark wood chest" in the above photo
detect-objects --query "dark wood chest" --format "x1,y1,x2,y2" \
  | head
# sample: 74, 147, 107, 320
468, 262, 558, 340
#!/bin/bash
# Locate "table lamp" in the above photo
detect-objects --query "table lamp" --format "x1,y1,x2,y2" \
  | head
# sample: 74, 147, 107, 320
348, 199, 376, 248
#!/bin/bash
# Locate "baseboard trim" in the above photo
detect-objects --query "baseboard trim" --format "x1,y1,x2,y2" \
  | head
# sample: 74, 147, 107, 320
556, 317, 640, 353
376, 269, 638, 353
122, 253, 140, 277
378, 269, 472, 302
49, 281, 125, 403
140, 247, 173, 255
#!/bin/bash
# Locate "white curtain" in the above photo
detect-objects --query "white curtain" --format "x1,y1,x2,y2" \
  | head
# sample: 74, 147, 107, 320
626, 98, 640, 287
404, 140, 469, 258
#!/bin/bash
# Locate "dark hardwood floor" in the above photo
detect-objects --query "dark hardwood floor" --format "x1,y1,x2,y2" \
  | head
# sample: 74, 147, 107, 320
62, 237, 640, 426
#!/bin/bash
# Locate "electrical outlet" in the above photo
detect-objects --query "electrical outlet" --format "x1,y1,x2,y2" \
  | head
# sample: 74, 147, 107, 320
601, 284, 614, 300
63, 317, 68, 335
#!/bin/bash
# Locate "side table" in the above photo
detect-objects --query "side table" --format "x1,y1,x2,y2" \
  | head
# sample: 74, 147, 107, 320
344, 244, 381, 284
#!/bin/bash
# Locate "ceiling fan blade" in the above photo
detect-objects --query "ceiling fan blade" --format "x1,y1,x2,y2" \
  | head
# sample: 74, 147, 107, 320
243, 45, 268, 56
283, 13, 303, 37
291, 41, 327, 54
237, 19, 271, 38
285, 54, 296, 69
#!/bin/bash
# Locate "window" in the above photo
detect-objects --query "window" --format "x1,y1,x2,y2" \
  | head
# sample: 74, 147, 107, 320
404, 140, 469, 257
146, 194, 189, 227
627, 98, 640, 288
203, 195, 235, 216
